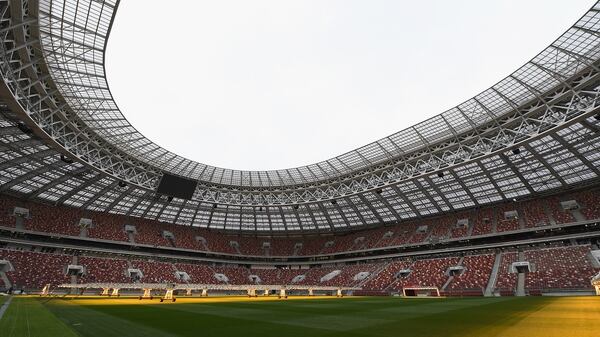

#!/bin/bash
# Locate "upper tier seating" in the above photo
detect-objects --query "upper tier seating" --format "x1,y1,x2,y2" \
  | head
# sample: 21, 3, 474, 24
86, 213, 129, 242
269, 239, 298, 256
26, 202, 81, 236
407, 222, 430, 244
548, 197, 574, 224
300, 237, 331, 256
428, 218, 453, 241
521, 199, 550, 228
170, 226, 203, 250
389, 223, 419, 246
574, 190, 600, 221
496, 203, 520, 232
472, 208, 493, 236
239, 238, 266, 256
131, 220, 171, 247
320, 235, 357, 255
449, 212, 472, 239
0, 195, 17, 227
1, 189, 599, 258
201, 232, 232, 254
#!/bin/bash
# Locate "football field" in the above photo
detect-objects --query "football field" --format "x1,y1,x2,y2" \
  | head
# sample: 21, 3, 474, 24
1, 295, 599, 337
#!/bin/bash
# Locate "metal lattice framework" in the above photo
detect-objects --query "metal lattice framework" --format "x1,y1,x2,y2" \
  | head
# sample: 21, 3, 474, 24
0, 0, 600, 232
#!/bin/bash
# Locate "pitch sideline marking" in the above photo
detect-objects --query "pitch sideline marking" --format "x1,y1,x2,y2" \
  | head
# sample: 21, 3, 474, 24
0, 296, 13, 321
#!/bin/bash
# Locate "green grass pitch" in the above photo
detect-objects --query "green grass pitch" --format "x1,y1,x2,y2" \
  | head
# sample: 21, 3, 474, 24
1, 295, 599, 337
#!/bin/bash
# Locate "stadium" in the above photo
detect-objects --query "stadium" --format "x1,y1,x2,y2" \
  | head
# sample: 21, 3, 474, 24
1, 0, 600, 336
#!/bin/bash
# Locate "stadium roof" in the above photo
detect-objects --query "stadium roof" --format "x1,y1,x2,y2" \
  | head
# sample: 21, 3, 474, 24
0, 0, 600, 233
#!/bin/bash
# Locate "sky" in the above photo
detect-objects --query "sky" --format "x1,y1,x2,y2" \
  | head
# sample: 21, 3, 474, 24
105, 0, 594, 171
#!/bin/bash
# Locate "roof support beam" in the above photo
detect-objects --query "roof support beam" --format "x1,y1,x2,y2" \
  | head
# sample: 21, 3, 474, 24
81, 180, 119, 209
343, 197, 369, 227
498, 153, 536, 194
551, 133, 600, 176
56, 174, 105, 204
26, 166, 89, 199
412, 178, 443, 213
523, 144, 568, 187
389, 184, 421, 218
447, 170, 480, 207
423, 175, 455, 212
475, 161, 508, 200
372, 190, 402, 222
357, 194, 384, 224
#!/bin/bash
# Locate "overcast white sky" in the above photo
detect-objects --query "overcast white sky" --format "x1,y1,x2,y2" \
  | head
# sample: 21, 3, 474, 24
105, 0, 593, 171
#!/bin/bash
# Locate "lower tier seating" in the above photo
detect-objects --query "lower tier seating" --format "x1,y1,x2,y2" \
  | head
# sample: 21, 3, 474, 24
524, 245, 597, 290
446, 254, 495, 291
388, 257, 460, 291
494, 252, 519, 295
0, 249, 70, 289
78, 256, 129, 283
0, 244, 597, 295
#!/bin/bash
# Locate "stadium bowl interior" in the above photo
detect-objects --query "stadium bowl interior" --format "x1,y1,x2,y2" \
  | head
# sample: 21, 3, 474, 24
1, 0, 600, 336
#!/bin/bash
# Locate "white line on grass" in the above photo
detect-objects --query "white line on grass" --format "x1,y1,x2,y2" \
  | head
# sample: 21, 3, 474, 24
0, 296, 12, 321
